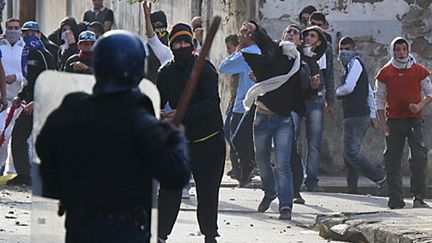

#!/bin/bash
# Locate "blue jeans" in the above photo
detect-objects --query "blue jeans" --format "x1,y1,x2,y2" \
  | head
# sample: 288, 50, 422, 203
343, 116, 385, 193
253, 112, 294, 211
291, 112, 304, 196
304, 96, 324, 188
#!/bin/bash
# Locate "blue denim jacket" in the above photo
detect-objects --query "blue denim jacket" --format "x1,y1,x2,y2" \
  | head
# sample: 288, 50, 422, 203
219, 44, 261, 113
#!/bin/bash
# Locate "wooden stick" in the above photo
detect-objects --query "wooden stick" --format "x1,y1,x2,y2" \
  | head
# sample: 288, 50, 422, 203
172, 15, 222, 126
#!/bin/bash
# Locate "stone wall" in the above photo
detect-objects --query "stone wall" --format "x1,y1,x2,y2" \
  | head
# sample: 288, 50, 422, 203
31, 0, 432, 175
256, 0, 432, 174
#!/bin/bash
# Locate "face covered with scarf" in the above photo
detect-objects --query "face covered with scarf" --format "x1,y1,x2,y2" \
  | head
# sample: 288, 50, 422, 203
338, 49, 361, 67
5, 29, 21, 45
154, 26, 168, 45
22, 31, 44, 50
4, 20, 22, 45
169, 23, 194, 63
151, 10, 169, 46
21, 30, 44, 79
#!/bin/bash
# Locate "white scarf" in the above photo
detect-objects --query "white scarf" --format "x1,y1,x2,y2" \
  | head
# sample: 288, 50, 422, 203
390, 54, 416, 69
243, 41, 301, 111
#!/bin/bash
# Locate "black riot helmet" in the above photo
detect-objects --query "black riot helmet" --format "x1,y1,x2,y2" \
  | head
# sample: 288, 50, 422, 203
92, 30, 148, 95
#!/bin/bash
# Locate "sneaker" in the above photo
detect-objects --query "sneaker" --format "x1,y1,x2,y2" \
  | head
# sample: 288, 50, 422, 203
258, 195, 276, 212
388, 201, 405, 209
238, 180, 253, 188
279, 209, 292, 220
375, 176, 387, 194
413, 197, 430, 208
377, 176, 387, 188
305, 185, 323, 192
251, 167, 260, 177
226, 169, 233, 176
389, 204, 405, 209
182, 188, 190, 199
293, 195, 305, 204
347, 189, 359, 195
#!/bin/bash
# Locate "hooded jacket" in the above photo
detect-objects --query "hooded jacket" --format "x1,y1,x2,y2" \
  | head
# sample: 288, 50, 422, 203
301, 26, 327, 77
387, 36, 416, 70
57, 17, 80, 70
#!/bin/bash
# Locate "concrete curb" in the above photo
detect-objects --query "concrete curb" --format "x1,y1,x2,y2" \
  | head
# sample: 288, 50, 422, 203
316, 210, 432, 243
217, 180, 432, 198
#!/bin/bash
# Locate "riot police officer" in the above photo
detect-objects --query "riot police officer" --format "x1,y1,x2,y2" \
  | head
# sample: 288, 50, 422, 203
36, 30, 190, 243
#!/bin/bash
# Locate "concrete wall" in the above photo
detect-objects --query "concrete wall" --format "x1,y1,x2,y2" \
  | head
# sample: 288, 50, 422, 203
29, 0, 432, 175
34, 0, 198, 37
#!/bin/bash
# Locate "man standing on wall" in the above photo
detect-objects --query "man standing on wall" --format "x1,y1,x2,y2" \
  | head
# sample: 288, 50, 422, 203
83, 0, 114, 32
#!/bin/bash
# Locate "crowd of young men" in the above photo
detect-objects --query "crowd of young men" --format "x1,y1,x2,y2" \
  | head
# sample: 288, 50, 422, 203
218, 4, 432, 221
0, 1, 430, 242
0, 0, 113, 185
137, 2, 431, 241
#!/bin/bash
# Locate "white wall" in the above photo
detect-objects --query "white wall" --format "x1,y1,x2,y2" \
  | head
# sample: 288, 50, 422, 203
259, 0, 411, 44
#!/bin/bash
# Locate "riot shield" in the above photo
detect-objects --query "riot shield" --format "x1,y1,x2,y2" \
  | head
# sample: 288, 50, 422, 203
31, 70, 160, 243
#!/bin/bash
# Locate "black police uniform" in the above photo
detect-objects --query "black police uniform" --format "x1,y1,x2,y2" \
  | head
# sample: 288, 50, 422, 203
36, 90, 190, 243
36, 30, 191, 243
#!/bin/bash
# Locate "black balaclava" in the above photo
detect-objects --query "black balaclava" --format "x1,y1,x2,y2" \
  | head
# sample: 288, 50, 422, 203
151, 10, 169, 46
169, 23, 194, 63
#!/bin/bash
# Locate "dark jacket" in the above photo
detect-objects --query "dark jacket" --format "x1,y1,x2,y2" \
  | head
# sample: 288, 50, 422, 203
157, 56, 224, 142
48, 18, 86, 47
36, 90, 190, 210
242, 34, 306, 117
63, 52, 93, 74
340, 59, 370, 118
57, 17, 80, 70
17, 48, 56, 102
58, 17, 79, 41
41, 34, 59, 65
83, 7, 114, 25
48, 29, 60, 46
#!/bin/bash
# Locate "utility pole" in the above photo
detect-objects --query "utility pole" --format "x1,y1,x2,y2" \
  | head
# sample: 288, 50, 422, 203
66, 0, 73, 16
19, 0, 36, 23
6, 0, 13, 19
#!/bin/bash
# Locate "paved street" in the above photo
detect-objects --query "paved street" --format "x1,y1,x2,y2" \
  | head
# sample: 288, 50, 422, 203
0, 185, 31, 243
1, 173, 432, 243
